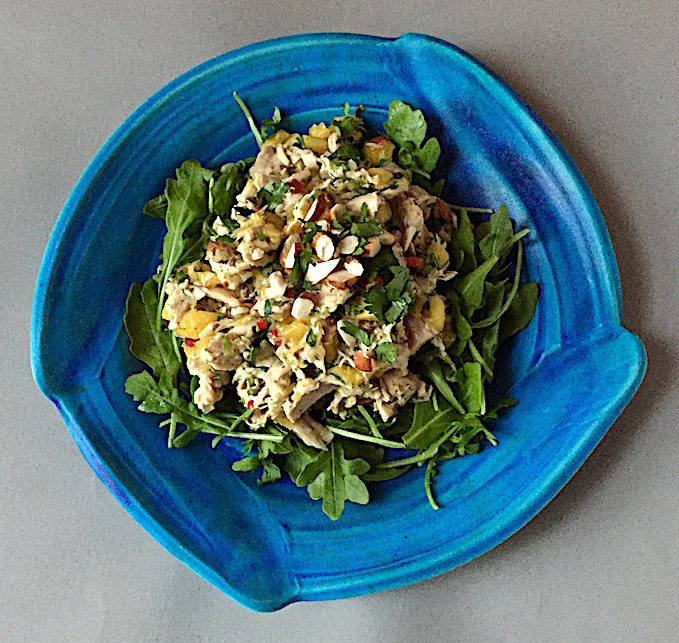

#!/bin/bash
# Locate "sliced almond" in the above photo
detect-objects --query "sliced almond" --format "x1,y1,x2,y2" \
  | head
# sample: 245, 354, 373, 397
291, 297, 314, 320
362, 237, 382, 258
354, 351, 375, 372
337, 235, 359, 255
344, 257, 364, 277
280, 233, 300, 269
327, 270, 358, 289
312, 233, 335, 261
305, 258, 340, 284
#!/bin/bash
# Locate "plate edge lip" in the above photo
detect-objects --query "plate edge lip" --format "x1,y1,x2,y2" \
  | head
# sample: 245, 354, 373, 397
28, 31, 647, 610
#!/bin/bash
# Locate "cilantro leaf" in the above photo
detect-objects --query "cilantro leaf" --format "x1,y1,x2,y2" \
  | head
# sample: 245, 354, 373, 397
364, 286, 389, 322
211, 162, 248, 218
375, 342, 398, 364
257, 181, 288, 211
341, 322, 372, 346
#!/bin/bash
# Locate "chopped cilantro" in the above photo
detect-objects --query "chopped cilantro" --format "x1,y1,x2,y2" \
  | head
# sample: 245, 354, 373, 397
263, 299, 272, 320
376, 342, 398, 364
306, 328, 317, 347
257, 181, 288, 211
341, 322, 372, 346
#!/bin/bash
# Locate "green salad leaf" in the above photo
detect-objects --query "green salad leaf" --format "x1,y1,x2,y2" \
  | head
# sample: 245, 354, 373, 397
122, 97, 540, 520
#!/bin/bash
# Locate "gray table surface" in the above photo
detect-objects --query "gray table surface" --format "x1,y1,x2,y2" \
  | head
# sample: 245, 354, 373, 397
3, 2, 678, 641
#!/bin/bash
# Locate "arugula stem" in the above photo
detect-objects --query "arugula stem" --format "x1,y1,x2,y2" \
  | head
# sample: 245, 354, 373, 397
327, 427, 405, 449
233, 91, 263, 148
448, 204, 494, 214
468, 339, 493, 378
377, 424, 459, 469
424, 457, 440, 510
472, 240, 525, 329
357, 406, 383, 438
167, 414, 177, 449
423, 360, 466, 414
211, 408, 255, 447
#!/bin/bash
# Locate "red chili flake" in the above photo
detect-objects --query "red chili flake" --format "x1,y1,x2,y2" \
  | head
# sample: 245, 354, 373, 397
256, 319, 269, 330
289, 178, 304, 194
405, 256, 424, 269
373, 135, 387, 145
247, 400, 254, 410
271, 328, 279, 337
183, 338, 196, 347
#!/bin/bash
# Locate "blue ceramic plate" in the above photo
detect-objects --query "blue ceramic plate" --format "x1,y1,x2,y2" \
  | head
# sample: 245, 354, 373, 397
31, 33, 646, 611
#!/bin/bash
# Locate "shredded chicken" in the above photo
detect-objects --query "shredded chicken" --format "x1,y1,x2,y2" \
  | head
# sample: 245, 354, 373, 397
160, 110, 457, 444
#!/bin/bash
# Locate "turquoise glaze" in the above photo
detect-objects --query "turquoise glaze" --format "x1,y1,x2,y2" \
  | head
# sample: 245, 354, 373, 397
30, 33, 646, 611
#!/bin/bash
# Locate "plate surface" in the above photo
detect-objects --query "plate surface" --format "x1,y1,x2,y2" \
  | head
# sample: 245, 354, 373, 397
30, 33, 646, 611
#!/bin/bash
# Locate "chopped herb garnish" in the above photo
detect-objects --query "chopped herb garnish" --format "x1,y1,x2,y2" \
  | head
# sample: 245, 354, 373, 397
341, 322, 372, 346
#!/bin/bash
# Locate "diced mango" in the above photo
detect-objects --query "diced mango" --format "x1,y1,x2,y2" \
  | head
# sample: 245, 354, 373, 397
302, 135, 329, 154
173, 310, 221, 339
430, 242, 449, 268
285, 219, 303, 236
184, 261, 221, 288
423, 295, 446, 333
329, 365, 365, 388
182, 336, 210, 360
263, 129, 290, 146
362, 139, 395, 165
263, 223, 285, 244
308, 123, 333, 139
277, 318, 309, 347
368, 167, 393, 188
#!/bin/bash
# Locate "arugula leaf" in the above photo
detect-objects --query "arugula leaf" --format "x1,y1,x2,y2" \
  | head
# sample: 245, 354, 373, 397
375, 342, 398, 364
454, 362, 485, 414
448, 208, 477, 272
341, 321, 372, 346
479, 205, 513, 259
124, 280, 181, 385
289, 440, 370, 520
499, 281, 539, 342
155, 160, 213, 329
402, 398, 460, 449
455, 255, 498, 316
125, 371, 175, 415
143, 194, 167, 219
384, 100, 441, 176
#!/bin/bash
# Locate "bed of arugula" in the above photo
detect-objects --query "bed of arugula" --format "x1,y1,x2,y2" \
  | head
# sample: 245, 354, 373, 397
123, 97, 539, 520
